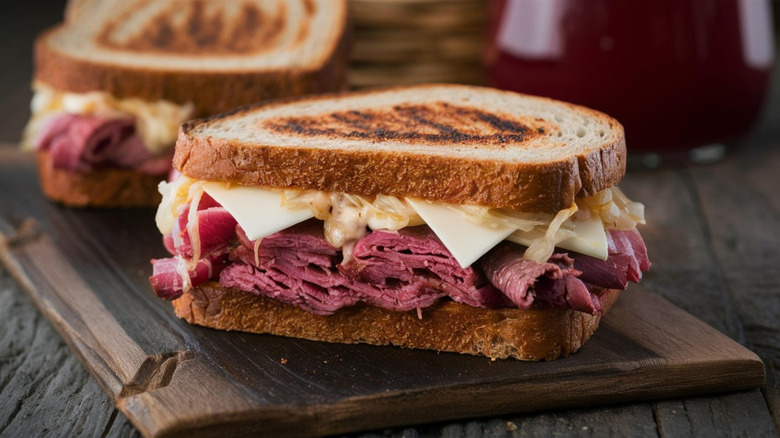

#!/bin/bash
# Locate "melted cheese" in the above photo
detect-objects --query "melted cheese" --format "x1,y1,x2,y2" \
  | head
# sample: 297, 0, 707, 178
202, 182, 314, 241
158, 179, 635, 268
507, 214, 608, 260
156, 176, 197, 235
23, 82, 194, 154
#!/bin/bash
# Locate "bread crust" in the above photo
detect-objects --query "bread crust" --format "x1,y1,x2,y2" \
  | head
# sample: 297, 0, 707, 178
36, 151, 164, 207
174, 85, 626, 213
34, 21, 349, 116
172, 283, 619, 361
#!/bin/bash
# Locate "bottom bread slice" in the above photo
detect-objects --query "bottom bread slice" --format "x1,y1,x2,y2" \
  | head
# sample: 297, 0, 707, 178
36, 151, 164, 207
173, 283, 619, 360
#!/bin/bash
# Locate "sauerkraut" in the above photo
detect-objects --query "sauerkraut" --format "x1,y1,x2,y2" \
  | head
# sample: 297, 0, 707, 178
158, 180, 646, 266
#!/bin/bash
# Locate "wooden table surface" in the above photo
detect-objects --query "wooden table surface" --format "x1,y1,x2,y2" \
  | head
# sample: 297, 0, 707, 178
1, 4, 780, 437
3, 125, 780, 438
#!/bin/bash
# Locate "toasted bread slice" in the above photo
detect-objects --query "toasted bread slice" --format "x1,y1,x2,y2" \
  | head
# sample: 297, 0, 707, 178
176, 84, 626, 213
37, 0, 348, 115
173, 283, 619, 361
36, 151, 163, 207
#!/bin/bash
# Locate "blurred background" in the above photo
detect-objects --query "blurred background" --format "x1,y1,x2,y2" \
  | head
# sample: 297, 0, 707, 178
1, 0, 69, 141
1, 0, 779, 165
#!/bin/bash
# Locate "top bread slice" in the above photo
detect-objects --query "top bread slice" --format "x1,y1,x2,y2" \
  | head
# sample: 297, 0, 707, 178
176, 84, 626, 214
36, 0, 348, 115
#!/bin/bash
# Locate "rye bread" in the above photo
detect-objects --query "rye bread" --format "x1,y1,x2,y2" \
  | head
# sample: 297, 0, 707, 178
175, 84, 626, 213
173, 283, 619, 361
36, 151, 163, 207
35, 0, 349, 115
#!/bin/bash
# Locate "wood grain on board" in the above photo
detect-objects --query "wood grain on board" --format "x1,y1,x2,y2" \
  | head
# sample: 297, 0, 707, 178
0, 149, 767, 437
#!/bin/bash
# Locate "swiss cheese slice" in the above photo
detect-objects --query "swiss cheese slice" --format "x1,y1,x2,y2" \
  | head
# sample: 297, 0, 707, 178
202, 183, 610, 265
507, 215, 608, 260
407, 198, 516, 268
559, 215, 608, 260
202, 183, 314, 241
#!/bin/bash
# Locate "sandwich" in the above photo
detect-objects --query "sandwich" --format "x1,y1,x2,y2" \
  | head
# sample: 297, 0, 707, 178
22, 0, 348, 207
149, 84, 650, 360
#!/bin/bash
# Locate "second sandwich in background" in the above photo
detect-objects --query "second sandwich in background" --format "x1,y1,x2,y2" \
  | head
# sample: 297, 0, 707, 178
22, 0, 348, 207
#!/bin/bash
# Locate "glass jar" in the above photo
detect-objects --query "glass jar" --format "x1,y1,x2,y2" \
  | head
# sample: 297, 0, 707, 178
486, 0, 775, 166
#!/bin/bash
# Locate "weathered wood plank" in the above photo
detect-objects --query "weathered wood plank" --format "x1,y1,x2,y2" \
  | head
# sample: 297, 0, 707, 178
353, 403, 659, 438
689, 144, 780, 430
619, 153, 780, 434
440, 404, 659, 438
654, 390, 778, 438
618, 169, 744, 340
0, 149, 767, 437
107, 411, 143, 438
0, 268, 118, 437
354, 391, 778, 438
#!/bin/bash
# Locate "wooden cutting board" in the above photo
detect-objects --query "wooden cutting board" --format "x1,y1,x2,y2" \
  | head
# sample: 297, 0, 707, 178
0, 149, 765, 438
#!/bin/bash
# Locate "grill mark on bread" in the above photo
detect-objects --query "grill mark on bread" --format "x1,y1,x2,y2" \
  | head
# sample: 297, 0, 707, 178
294, 25, 310, 46
175, 85, 625, 212
297, 0, 316, 44
303, 0, 316, 16
264, 102, 556, 147
96, 0, 288, 55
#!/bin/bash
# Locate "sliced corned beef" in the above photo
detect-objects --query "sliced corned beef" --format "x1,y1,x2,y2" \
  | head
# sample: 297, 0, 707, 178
560, 277, 603, 314
220, 224, 604, 315
479, 244, 603, 313
346, 228, 511, 308
149, 252, 229, 300
222, 222, 451, 314
150, 258, 185, 300
532, 272, 603, 315
572, 229, 651, 289
221, 221, 359, 315
175, 202, 237, 258
35, 113, 169, 175
151, 196, 236, 299
150, 198, 651, 316
221, 263, 361, 315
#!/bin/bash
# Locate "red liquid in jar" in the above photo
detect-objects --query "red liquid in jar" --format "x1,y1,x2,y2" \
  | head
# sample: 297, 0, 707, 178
486, 0, 774, 159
